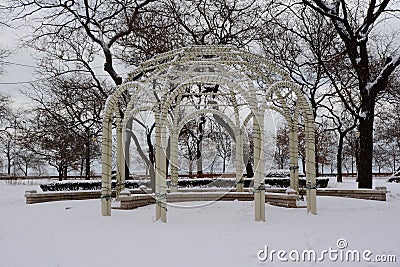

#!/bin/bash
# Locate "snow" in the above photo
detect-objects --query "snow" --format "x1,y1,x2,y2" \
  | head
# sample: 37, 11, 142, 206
365, 81, 376, 94
0, 178, 399, 267
285, 187, 297, 193
325, 0, 339, 14
335, 21, 352, 39
357, 32, 367, 43
366, 55, 400, 95
359, 111, 368, 119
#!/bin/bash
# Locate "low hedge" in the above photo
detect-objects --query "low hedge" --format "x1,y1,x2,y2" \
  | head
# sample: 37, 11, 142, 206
265, 178, 329, 188
40, 180, 148, 192
388, 177, 400, 183
40, 177, 329, 191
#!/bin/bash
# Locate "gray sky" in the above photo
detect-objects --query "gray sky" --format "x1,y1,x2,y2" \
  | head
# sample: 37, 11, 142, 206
0, 24, 34, 105
1, 1, 399, 108
0, 23, 119, 107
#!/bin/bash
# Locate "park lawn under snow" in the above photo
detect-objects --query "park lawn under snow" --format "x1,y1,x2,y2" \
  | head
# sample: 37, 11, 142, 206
0, 178, 399, 267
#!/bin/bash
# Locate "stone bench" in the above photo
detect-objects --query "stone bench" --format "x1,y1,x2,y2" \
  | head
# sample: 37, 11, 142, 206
24, 186, 387, 205
305, 187, 387, 201
117, 191, 298, 210
25, 190, 116, 204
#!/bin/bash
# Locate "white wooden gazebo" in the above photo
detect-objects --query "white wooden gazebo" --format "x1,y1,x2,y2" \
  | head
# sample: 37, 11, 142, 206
101, 45, 317, 222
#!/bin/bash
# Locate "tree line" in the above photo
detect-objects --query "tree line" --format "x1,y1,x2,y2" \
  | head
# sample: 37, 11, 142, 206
0, 0, 399, 187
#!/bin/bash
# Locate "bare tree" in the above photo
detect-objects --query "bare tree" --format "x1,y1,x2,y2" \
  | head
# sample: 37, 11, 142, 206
0, 51, 21, 175
178, 120, 198, 176
9, 0, 156, 85
375, 102, 400, 173
274, 125, 290, 169
208, 121, 232, 173
316, 126, 336, 175
262, 5, 342, 176
23, 74, 105, 179
25, 110, 86, 181
319, 96, 357, 182
301, 0, 400, 188
0, 99, 15, 175
164, 0, 268, 47
0, 94, 11, 122
15, 147, 44, 176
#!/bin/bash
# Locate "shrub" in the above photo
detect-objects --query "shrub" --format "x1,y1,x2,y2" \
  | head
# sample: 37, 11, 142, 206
40, 177, 329, 191
40, 180, 148, 192
388, 177, 400, 183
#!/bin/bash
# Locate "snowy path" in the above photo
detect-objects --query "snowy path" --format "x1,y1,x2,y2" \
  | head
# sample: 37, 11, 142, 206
0, 180, 399, 267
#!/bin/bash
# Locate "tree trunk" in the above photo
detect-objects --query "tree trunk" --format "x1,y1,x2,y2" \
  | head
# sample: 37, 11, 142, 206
336, 133, 344, 183
85, 130, 91, 180
357, 109, 374, 189
63, 165, 68, 181
80, 158, 84, 177
321, 162, 324, 175
6, 140, 11, 175
393, 153, 396, 173
315, 143, 319, 177
146, 126, 156, 192
351, 153, 354, 175
189, 161, 193, 176
245, 161, 254, 178
85, 157, 90, 180
149, 164, 155, 193
196, 116, 205, 178
243, 142, 254, 178
7, 154, 11, 175
58, 166, 63, 181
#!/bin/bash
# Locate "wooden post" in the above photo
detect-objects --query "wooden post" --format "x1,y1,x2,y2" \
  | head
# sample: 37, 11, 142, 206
253, 114, 265, 221
155, 122, 167, 222
289, 120, 299, 193
305, 117, 317, 215
235, 131, 244, 192
170, 129, 179, 192
101, 116, 112, 216
116, 117, 125, 197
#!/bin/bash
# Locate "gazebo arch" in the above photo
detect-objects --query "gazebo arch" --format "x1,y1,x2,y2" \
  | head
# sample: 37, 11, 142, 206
101, 45, 317, 222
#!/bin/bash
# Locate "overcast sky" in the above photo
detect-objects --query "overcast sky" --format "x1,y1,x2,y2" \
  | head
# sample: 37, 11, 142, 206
0, 24, 34, 105
1, 2, 399, 108
0, 23, 120, 107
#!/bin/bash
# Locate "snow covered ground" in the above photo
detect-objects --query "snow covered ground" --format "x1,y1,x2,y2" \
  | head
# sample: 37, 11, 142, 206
0, 178, 399, 267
